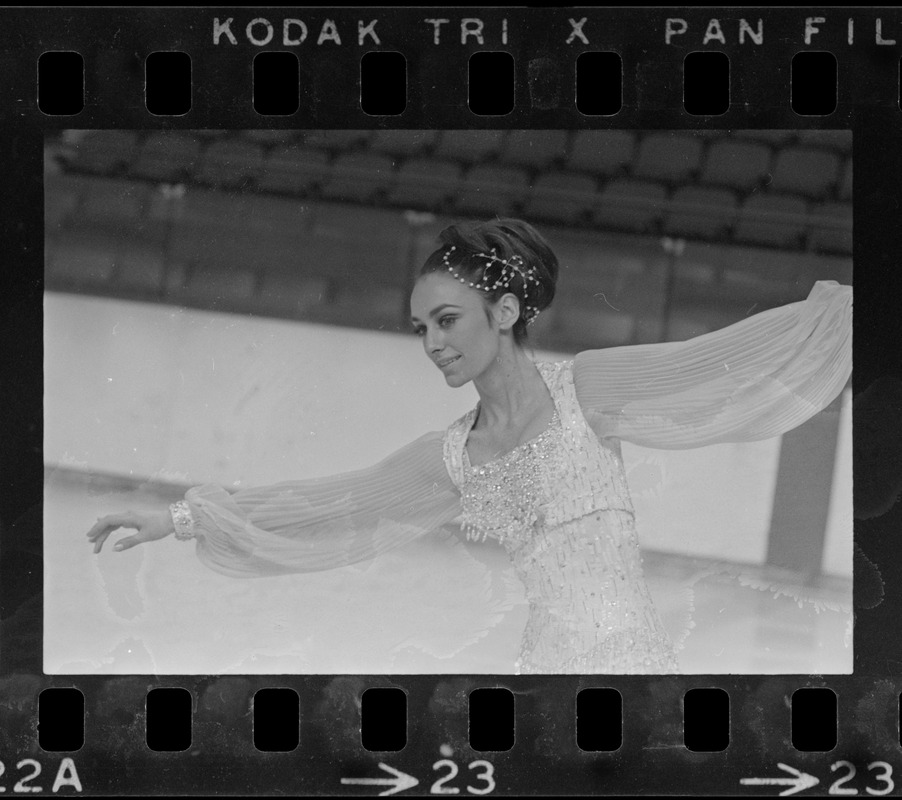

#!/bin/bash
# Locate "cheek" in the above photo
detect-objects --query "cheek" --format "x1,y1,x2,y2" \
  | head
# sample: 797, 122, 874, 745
464, 325, 495, 358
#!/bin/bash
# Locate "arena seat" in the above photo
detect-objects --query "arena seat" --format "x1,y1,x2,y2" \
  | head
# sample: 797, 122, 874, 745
557, 304, 635, 348
242, 130, 300, 146
524, 171, 598, 225
302, 130, 372, 151
335, 283, 409, 330
167, 223, 224, 267
174, 188, 254, 230
719, 247, 821, 293
500, 130, 569, 169
633, 133, 703, 183
130, 132, 201, 183
793, 256, 853, 287
68, 177, 178, 252
270, 232, 341, 283
197, 226, 271, 270
255, 272, 330, 317
195, 139, 265, 189
567, 130, 635, 175
455, 164, 530, 215
807, 202, 852, 255
732, 130, 796, 146
181, 259, 259, 307
387, 158, 462, 209
309, 204, 410, 283
666, 304, 743, 341
370, 130, 438, 157
594, 179, 667, 233
246, 195, 316, 236
45, 229, 118, 287
113, 245, 167, 295
668, 265, 779, 315
770, 147, 840, 199
563, 265, 669, 347
734, 193, 809, 248
433, 130, 505, 163
665, 315, 715, 341
64, 130, 139, 174
141, 183, 173, 225
700, 139, 772, 191
168, 193, 261, 265
259, 146, 330, 194
78, 177, 149, 227
664, 186, 738, 239
548, 240, 595, 281
320, 153, 397, 202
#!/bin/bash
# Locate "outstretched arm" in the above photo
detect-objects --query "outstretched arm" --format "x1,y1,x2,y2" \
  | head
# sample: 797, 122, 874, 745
89, 430, 462, 578
572, 280, 852, 449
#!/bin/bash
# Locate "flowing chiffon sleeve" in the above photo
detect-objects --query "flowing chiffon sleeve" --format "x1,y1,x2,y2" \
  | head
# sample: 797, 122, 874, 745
573, 280, 852, 449
182, 431, 462, 578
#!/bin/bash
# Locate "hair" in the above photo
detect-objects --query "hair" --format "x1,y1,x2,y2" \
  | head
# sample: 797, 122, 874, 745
418, 218, 559, 345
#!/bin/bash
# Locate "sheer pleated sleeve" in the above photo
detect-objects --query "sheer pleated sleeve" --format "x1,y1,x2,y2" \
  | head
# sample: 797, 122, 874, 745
183, 431, 462, 578
573, 280, 852, 449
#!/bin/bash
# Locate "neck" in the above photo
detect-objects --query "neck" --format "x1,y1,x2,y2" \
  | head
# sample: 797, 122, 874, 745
471, 342, 545, 428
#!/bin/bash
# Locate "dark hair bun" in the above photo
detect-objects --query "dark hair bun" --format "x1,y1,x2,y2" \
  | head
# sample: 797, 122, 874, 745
425, 219, 559, 340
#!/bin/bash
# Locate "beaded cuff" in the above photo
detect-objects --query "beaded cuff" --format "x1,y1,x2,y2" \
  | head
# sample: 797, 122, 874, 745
169, 500, 196, 541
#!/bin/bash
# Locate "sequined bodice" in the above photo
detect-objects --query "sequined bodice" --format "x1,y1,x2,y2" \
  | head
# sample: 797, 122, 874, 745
443, 361, 678, 674
446, 362, 636, 547
458, 408, 562, 543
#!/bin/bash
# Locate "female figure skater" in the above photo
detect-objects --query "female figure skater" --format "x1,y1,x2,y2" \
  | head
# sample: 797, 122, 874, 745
86, 219, 852, 674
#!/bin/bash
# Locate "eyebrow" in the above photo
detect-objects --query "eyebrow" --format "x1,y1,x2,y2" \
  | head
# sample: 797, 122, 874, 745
410, 303, 462, 324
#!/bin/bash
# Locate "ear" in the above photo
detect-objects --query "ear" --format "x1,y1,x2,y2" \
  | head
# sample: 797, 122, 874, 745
493, 293, 522, 332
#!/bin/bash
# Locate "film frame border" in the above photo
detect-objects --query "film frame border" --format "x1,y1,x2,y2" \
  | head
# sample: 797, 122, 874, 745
2, 5, 901, 797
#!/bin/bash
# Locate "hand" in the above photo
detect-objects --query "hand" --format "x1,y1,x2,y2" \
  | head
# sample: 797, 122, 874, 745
86, 509, 175, 553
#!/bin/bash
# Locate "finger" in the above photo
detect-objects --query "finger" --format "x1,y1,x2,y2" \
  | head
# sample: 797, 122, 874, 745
87, 513, 137, 540
95, 530, 130, 553
87, 522, 116, 543
88, 513, 140, 553
92, 526, 120, 553
113, 533, 148, 552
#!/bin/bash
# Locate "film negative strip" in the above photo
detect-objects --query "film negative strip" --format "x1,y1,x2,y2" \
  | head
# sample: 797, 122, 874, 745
2, 5, 901, 797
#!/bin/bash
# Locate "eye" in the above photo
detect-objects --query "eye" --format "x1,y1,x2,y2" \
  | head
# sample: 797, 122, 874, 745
439, 315, 457, 328
412, 325, 425, 337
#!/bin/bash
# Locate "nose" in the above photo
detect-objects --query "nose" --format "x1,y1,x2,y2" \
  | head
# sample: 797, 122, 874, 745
423, 325, 443, 355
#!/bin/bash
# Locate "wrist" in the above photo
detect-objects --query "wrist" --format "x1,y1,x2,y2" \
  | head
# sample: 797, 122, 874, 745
169, 501, 196, 540
160, 508, 176, 535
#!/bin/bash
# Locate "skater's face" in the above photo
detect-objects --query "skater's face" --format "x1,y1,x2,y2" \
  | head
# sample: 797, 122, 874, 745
410, 272, 516, 387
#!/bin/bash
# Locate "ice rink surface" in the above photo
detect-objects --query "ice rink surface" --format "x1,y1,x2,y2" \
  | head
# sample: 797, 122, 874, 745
45, 471, 852, 675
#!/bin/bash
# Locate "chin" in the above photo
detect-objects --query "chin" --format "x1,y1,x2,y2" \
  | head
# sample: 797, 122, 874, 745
444, 372, 470, 388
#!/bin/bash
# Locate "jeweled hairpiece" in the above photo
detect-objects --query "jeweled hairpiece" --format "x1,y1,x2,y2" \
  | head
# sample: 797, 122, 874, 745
441, 246, 542, 324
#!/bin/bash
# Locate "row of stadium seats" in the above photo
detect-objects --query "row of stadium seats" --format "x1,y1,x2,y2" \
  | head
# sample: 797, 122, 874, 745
46, 172, 852, 255
46, 127, 853, 351
61, 128, 853, 166
61, 129, 852, 202
43, 219, 850, 351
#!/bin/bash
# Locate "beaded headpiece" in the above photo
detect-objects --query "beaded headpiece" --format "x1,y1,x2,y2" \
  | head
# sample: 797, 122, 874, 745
441, 246, 542, 325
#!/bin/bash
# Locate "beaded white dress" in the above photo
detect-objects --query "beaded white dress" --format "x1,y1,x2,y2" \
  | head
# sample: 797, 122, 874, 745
182, 281, 851, 674
443, 360, 679, 673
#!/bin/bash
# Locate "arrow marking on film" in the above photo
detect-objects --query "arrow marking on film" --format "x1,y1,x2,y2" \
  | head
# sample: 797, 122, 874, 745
341, 762, 419, 796
740, 762, 820, 796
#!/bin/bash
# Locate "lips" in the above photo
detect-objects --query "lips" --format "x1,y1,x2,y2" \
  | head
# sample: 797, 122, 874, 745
437, 356, 460, 369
